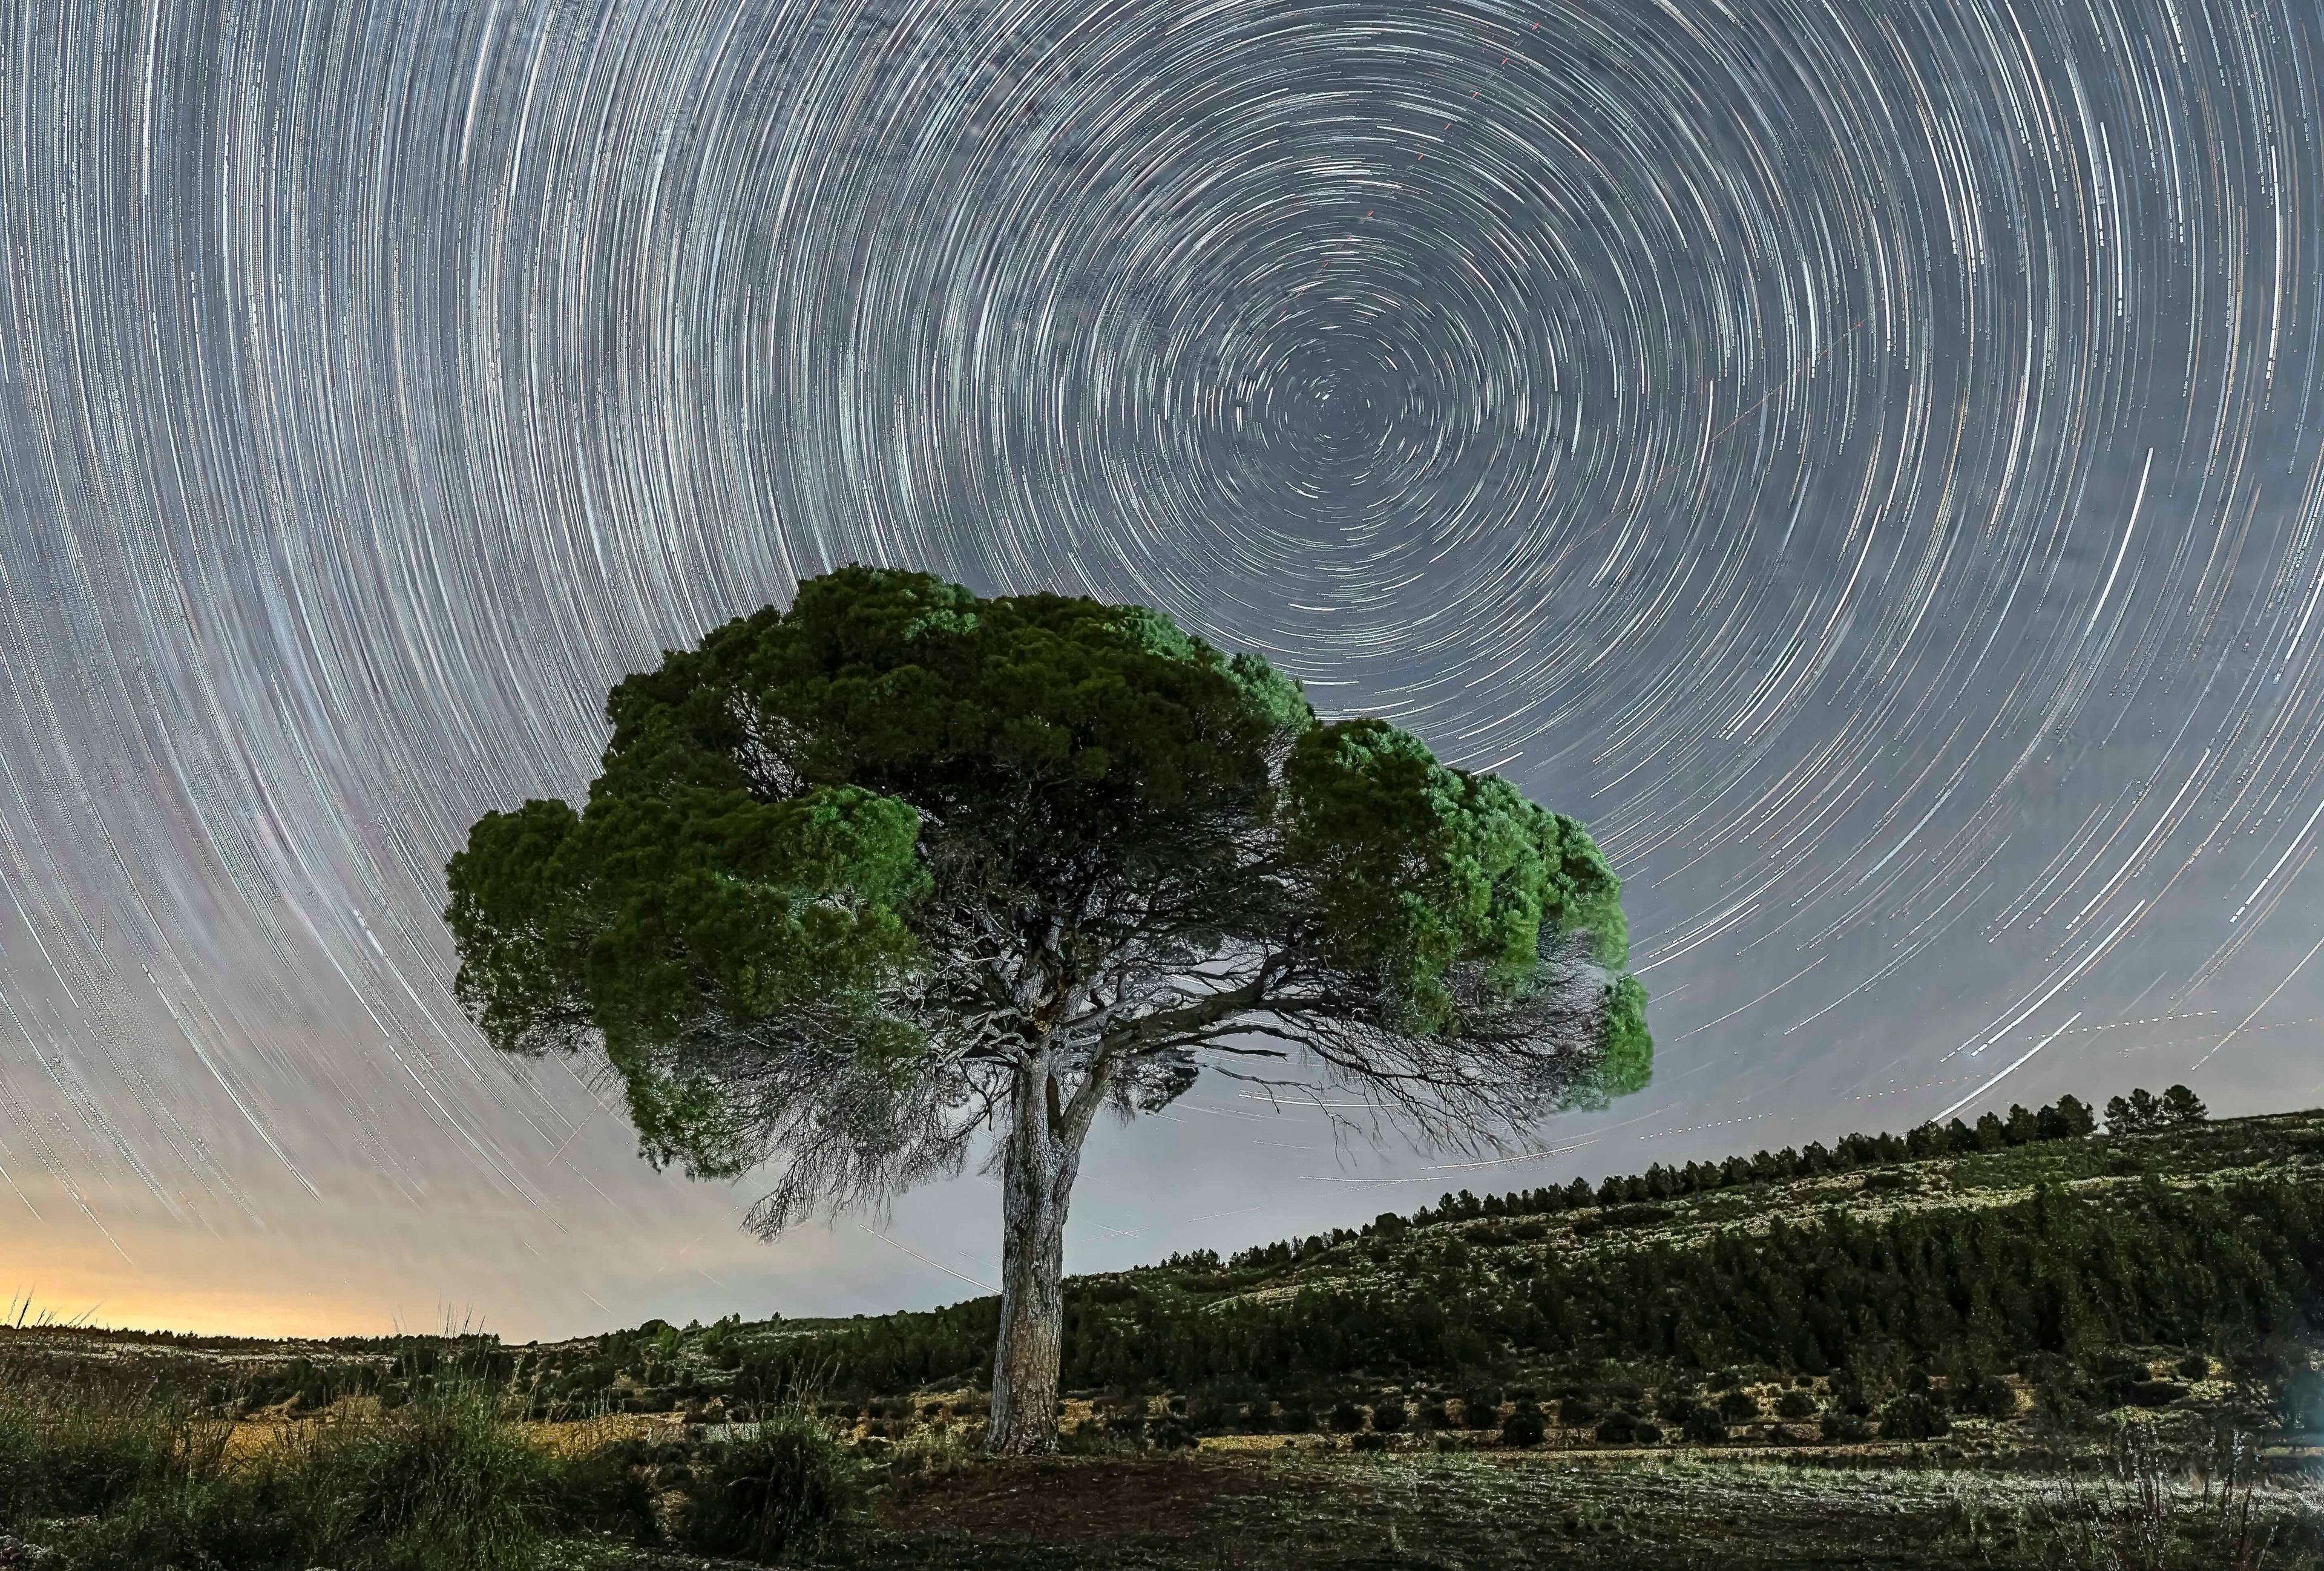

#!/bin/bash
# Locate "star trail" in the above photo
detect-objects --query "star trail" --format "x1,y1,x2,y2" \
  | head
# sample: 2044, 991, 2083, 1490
2, 0, 2323, 1336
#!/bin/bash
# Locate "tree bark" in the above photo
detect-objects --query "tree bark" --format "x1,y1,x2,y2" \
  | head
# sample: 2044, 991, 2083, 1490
985, 1057, 1089, 1454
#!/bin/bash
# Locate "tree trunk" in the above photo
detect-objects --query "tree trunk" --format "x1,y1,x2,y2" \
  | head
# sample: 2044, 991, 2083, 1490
985, 1060, 1088, 1455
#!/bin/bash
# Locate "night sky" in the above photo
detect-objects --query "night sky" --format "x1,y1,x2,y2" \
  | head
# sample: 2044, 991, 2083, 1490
2, 0, 2322, 1339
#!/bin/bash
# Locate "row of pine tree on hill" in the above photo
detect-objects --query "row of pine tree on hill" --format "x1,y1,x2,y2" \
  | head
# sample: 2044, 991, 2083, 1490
1395, 1087, 2202, 1233
709, 1085, 2324, 1415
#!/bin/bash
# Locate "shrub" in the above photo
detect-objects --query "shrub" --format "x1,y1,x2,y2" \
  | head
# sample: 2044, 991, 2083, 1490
289, 1385, 559, 1571
2124, 1380, 2187, 1409
1716, 1391, 1759, 1423
1819, 1413, 1871, 1443
1879, 1393, 1950, 1440
1558, 1394, 1598, 1426
1415, 1399, 1450, 1432
683, 1412, 862, 1564
1277, 1403, 1316, 1434
1462, 1392, 1500, 1430
1951, 1377, 2017, 1421
1679, 1405, 1727, 1445
1593, 1412, 1640, 1444
1370, 1400, 1407, 1434
1500, 1403, 1547, 1448
2175, 1353, 2210, 1381
1330, 1400, 1366, 1434
1775, 1391, 1816, 1420
551, 1437, 661, 1545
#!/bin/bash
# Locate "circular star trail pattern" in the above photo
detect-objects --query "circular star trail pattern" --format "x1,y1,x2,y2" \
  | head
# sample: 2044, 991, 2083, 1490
1, 0, 2323, 1328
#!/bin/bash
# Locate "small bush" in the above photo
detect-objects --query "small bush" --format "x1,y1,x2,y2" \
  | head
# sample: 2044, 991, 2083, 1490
1716, 1391, 1759, 1423
1370, 1399, 1406, 1433
1820, 1413, 1871, 1443
1330, 1400, 1366, 1434
1879, 1393, 1950, 1440
1951, 1377, 2017, 1421
1462, 1392, 1500, 1430
1593, 1411, 1640, 1444
1679, 1405, 1727, 1445
1415, 1399, 1450, 1431
684, 1412, 862, 1564
552, 1437, 661, 1545
292, 1385, 558, 1571
2123, 1380, 2187, 1409
2175, 1352, 2210, 1381
1775, 1391, 1816, 1420
1277, 1403, 1316, 1434
1500, 1403, 1547, 1448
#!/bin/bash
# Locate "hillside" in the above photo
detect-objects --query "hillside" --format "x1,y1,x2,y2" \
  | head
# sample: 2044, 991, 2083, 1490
13, 1093, 2322, 1454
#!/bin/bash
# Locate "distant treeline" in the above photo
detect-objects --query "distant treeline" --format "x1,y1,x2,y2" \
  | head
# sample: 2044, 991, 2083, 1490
732, 1171, 2317, 1406
1393, 1091, 2193, 1236
724, 1087, 2287, 1404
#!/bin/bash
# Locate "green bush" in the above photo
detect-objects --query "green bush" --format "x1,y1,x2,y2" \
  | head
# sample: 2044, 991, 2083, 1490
1679, 1405, 1727, 1445
1879, 1393, 1950, 1440
1593, 1411, 1641, 1444
1500, 1403, 1547, 1448
1775, 1390, 1816, 1420
1950, 1376, 2017, 1421
684, 1412, 862, 1564
1370, 1399, 1406, 1432
551, 1437, 662, 1546
1, 1375, 562, 1571
286, 1385, 557, 1571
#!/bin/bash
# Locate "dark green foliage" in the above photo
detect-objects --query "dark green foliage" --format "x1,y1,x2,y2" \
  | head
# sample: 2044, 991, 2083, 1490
1370, 1399, 1406, 1432
1500, 1402, 1548, 1448
1819, 1412, 1871, 1443
1774, 1390, 1816, 1420
2162, 1084, 2208, 1125
1950, 1376, 2017, 1420
683, 1414, 862, 1564
1329, 1400, 1365, 1433
1678, 1405, 1727, 1445
0, 1376, 561, 1571
1877, 1393, 1949, 1440
739, 1158, 2324, 1408
1462, 1391, 1500, 1429
1716, 1390, 1759, 1423
1593, 1411, 1643, 1443
2107, 1085, 2205, 1136
445, 568, 1652, 1216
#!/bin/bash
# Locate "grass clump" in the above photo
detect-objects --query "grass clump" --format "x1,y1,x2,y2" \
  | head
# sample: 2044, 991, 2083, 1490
682, 1409, 862, 1564
0, 1362, 585, 1570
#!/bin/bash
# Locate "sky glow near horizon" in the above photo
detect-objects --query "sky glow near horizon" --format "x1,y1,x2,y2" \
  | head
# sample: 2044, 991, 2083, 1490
3, 0, 2324, 1340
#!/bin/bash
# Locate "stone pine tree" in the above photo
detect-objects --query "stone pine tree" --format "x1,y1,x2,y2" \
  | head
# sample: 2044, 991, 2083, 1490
444, 567, 1652, 1454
